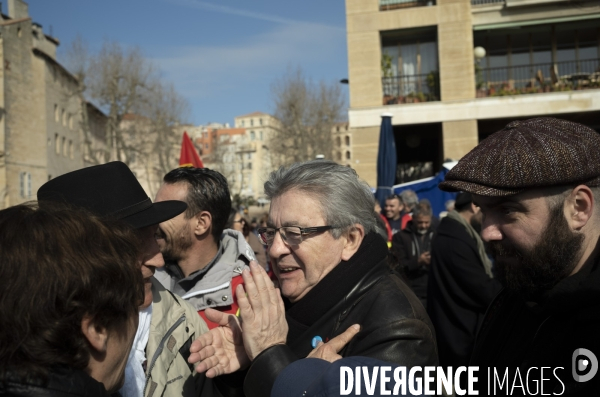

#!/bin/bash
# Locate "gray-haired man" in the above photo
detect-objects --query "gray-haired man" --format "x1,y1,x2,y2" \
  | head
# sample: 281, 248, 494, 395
190, 160, 438, 397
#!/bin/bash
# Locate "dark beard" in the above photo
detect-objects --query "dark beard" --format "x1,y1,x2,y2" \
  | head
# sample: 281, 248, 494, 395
159, 225, 192, 262
488, 205, 584, 300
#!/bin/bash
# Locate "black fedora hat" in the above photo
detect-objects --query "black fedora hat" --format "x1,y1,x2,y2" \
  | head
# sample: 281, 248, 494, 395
38, 162, 186, 229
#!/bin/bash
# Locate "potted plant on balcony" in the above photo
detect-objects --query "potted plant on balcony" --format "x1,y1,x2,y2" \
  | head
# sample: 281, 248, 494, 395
426, 71, 440, 101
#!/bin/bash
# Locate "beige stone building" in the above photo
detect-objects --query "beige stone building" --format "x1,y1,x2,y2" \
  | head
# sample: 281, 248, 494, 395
232, 112, 277, 200
332, 122, 352, 166
0, 0, 107, 208
346, 0, 600, 186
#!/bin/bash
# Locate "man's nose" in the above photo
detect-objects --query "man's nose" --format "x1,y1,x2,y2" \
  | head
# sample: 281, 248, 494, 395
268, 230, 291, 259
481, 219, 502, 242
144, 238, 165, 269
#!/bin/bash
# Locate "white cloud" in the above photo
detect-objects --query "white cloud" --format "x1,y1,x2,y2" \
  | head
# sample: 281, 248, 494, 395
165, 0, 344, 32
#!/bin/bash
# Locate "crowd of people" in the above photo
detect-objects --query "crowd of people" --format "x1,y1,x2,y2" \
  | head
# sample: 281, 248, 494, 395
1, 116, 600, 396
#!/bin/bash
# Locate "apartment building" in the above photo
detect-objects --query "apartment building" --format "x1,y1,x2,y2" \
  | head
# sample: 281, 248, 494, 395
232, 112, 276, 199
346, 0, 600, 186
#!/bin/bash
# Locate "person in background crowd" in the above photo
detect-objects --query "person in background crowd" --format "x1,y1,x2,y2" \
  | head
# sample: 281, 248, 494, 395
400, 189, 419, 214
153, 167, 254, 329
439, 117, 600, 394
226, 209, 268, 270
439, 199, 456, 218
427, 192, 501, 367
391, 205, 435, 307
250, 217, 258, 235
37, 162, 212, 397
374, 200, 392, 243
418, 199, 440, 230
189, 160, 438, 397
384, 194, 411, 234
0, 204, 142, 397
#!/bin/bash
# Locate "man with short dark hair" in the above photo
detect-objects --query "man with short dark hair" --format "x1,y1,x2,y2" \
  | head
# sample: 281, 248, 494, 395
391, 204, 435, 306
154, 167, 255, 328
427, 192, 501, 367
384, 194, 410, 234
439, 117, 600, 394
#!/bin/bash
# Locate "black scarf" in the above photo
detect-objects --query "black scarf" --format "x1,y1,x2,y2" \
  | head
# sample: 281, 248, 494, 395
285, 232, 388, 334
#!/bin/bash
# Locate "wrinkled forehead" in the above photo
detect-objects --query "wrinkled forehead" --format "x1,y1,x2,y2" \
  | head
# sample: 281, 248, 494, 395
267, 189, 326, 225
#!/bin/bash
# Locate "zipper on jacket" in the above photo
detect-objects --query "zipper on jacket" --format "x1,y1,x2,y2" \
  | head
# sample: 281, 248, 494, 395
143, 314, 187, 396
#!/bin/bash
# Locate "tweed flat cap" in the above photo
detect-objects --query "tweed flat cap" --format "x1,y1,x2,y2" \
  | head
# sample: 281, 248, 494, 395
439, 117, 600, 196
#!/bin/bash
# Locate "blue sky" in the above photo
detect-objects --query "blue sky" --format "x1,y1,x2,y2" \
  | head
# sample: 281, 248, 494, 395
20, 0, 349, 126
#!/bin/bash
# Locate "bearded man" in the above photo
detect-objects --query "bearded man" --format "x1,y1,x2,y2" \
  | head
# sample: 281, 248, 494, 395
439, 117, 600, 395
154, 167, 255, 329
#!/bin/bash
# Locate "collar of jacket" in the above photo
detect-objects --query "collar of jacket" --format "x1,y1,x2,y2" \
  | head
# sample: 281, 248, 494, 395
160, 229, 253, 292
527, 248, 600, 316
285, 232, 389, 328
0, 366, 110, 397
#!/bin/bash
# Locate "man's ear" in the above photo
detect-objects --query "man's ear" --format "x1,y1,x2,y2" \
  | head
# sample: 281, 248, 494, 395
568, 185, 594, 231
193, 211, 212, 237
341, 224, 365, 261
81, 315, 108, 354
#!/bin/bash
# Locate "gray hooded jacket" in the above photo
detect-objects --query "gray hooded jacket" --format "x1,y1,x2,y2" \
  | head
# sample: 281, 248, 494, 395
155, 229, 254, 311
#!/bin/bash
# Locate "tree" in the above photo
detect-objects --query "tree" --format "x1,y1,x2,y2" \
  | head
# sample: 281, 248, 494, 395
63, 39, 189, 196
269, 67, 346, 168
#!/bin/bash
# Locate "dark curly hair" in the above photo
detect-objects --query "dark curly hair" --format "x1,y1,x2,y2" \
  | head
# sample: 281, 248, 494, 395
0, 203, 143, 384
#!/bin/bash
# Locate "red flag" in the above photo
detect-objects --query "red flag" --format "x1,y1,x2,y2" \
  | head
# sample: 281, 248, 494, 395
179, 131, 204, 168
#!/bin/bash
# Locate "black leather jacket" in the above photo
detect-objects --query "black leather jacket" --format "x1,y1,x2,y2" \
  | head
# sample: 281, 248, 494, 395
243, 233, 438, 397
0, 367, 110, 397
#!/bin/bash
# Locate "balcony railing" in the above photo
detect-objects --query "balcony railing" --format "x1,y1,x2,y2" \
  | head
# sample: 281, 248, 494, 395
382, 71, 440, 105
471, 0, 505, 6
380, 0, 434, 11
476, 58, 600, 98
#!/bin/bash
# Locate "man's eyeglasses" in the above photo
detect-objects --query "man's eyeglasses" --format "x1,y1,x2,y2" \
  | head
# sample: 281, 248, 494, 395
257, 226, 338, 246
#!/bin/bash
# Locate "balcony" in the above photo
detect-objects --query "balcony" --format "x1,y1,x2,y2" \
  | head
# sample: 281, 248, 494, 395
475, 59, 600, 98
380, 0, 434, 11
471, 0, 504, 6
382, 72, 440, 105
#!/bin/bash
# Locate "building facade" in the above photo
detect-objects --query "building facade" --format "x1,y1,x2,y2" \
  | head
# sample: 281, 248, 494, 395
0, 0, 106, 208
346, 0, 600, 186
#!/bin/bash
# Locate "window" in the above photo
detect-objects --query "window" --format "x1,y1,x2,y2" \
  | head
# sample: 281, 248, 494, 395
19, 172, 32, 198
345, 136, 351, 147
62, 137, 66, 156
55, 133, 60, 154
205, 143, 209, 149
260, 131, 263, 140
241, 120, 245, 127
69, 115, 73, 130
259, 118, 263, 125
250, 131, 255, 140
54, 105, 59, 122
346, 151, 351, 160
250, 119, 254, 127
381, 27, 439, 100
69, 140, 74, 159
62, 109, 66, 126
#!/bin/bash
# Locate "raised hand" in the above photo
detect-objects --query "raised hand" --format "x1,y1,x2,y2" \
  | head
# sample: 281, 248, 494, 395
307, 324, 360, 363
236, 261, 288, 360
